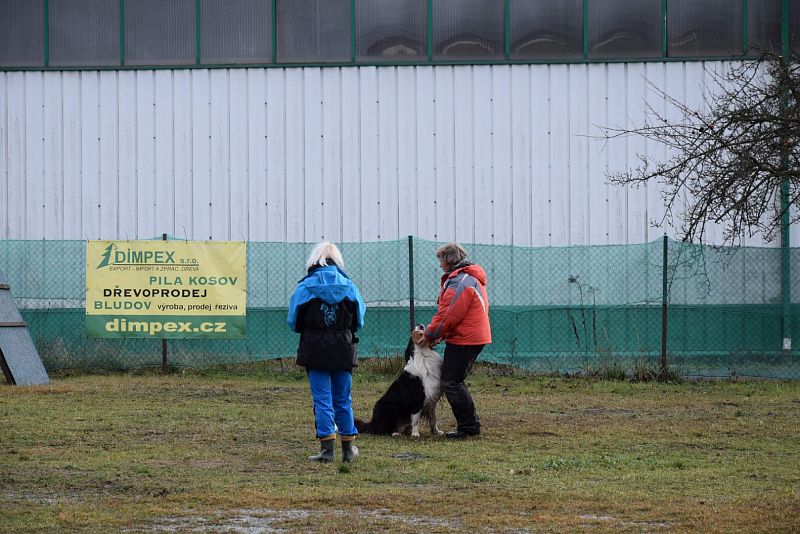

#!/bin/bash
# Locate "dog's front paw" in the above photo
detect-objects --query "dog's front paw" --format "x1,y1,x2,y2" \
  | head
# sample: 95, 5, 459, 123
411, 431, 420, 438
391, 432, 402, 437
433, 429, 444, 436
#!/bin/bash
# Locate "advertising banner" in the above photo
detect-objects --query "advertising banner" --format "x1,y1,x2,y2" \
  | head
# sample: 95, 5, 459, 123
86, 241, 246, 338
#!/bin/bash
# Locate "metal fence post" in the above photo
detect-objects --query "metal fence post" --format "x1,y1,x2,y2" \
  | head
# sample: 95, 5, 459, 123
781, 0, 792, 353
408, 235, 415, 330
162, 233, 169, 373
661, 234, 668, 376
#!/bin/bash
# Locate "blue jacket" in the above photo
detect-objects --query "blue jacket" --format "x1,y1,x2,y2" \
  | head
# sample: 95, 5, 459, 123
287, 265, 366, 370
287, 265, 366, 331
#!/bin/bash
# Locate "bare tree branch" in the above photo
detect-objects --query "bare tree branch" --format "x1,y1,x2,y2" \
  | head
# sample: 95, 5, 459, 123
601, 52, 800, 244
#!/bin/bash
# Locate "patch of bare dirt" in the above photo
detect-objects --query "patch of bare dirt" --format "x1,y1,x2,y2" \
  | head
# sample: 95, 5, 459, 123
132, 507, 465, 533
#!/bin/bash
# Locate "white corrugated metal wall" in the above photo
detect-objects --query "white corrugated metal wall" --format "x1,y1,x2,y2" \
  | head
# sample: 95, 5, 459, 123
0, 62, 783, 246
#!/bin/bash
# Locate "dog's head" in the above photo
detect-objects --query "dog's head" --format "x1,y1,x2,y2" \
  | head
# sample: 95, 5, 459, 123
404, 324, 427, 362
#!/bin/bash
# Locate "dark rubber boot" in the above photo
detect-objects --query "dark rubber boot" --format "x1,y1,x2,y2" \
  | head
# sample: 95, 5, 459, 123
341, 439, 359, 463
308, 439, 335, 463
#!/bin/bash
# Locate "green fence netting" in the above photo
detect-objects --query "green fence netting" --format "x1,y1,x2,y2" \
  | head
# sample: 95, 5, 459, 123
0, 237, 797, 378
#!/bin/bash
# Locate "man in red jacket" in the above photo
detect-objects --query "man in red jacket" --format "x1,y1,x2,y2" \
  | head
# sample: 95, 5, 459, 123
412, 243, 491, 439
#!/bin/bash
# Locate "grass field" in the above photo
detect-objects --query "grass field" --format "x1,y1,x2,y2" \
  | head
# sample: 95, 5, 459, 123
1, 361, 799, 533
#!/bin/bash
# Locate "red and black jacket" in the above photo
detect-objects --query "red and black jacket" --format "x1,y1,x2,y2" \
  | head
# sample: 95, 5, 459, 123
424, 262, 491, 346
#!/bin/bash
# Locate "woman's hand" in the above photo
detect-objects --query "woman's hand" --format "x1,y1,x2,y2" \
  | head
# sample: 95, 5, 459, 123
410, 329, 430, 347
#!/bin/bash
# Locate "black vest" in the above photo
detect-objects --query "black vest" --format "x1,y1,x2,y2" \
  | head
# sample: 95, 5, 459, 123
294, 297, 359, 370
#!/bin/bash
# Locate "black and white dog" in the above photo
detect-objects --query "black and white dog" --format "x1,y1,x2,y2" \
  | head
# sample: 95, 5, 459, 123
355, 326, 443, 437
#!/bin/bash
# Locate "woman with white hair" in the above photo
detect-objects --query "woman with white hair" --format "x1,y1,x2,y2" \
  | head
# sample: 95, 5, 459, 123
288, 241, 366, 463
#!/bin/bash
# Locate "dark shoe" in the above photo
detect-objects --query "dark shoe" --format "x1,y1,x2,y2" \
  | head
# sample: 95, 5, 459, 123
445, 429, 480, 439
308, 438, 335, 462
341, 439, 359, 463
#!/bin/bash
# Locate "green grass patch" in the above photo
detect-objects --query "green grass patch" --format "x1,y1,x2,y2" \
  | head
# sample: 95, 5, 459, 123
1, 364, 799, 532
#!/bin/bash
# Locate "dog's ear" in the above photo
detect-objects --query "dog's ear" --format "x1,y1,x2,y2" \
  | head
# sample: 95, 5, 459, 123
403, 337, 415, 363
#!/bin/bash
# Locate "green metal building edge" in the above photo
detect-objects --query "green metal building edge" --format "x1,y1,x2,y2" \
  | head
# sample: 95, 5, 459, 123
2, 0, 794, 71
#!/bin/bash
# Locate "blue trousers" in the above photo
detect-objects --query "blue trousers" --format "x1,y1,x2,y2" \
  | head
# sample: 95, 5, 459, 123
307, 369, 358, 438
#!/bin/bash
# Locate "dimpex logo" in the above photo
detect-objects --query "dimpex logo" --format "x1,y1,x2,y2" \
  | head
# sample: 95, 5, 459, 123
96, 243, 117, 268
96, 243, 177, 269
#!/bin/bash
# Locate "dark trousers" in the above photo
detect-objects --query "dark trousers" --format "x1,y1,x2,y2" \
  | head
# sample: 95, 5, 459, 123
441, 343, 484, 433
